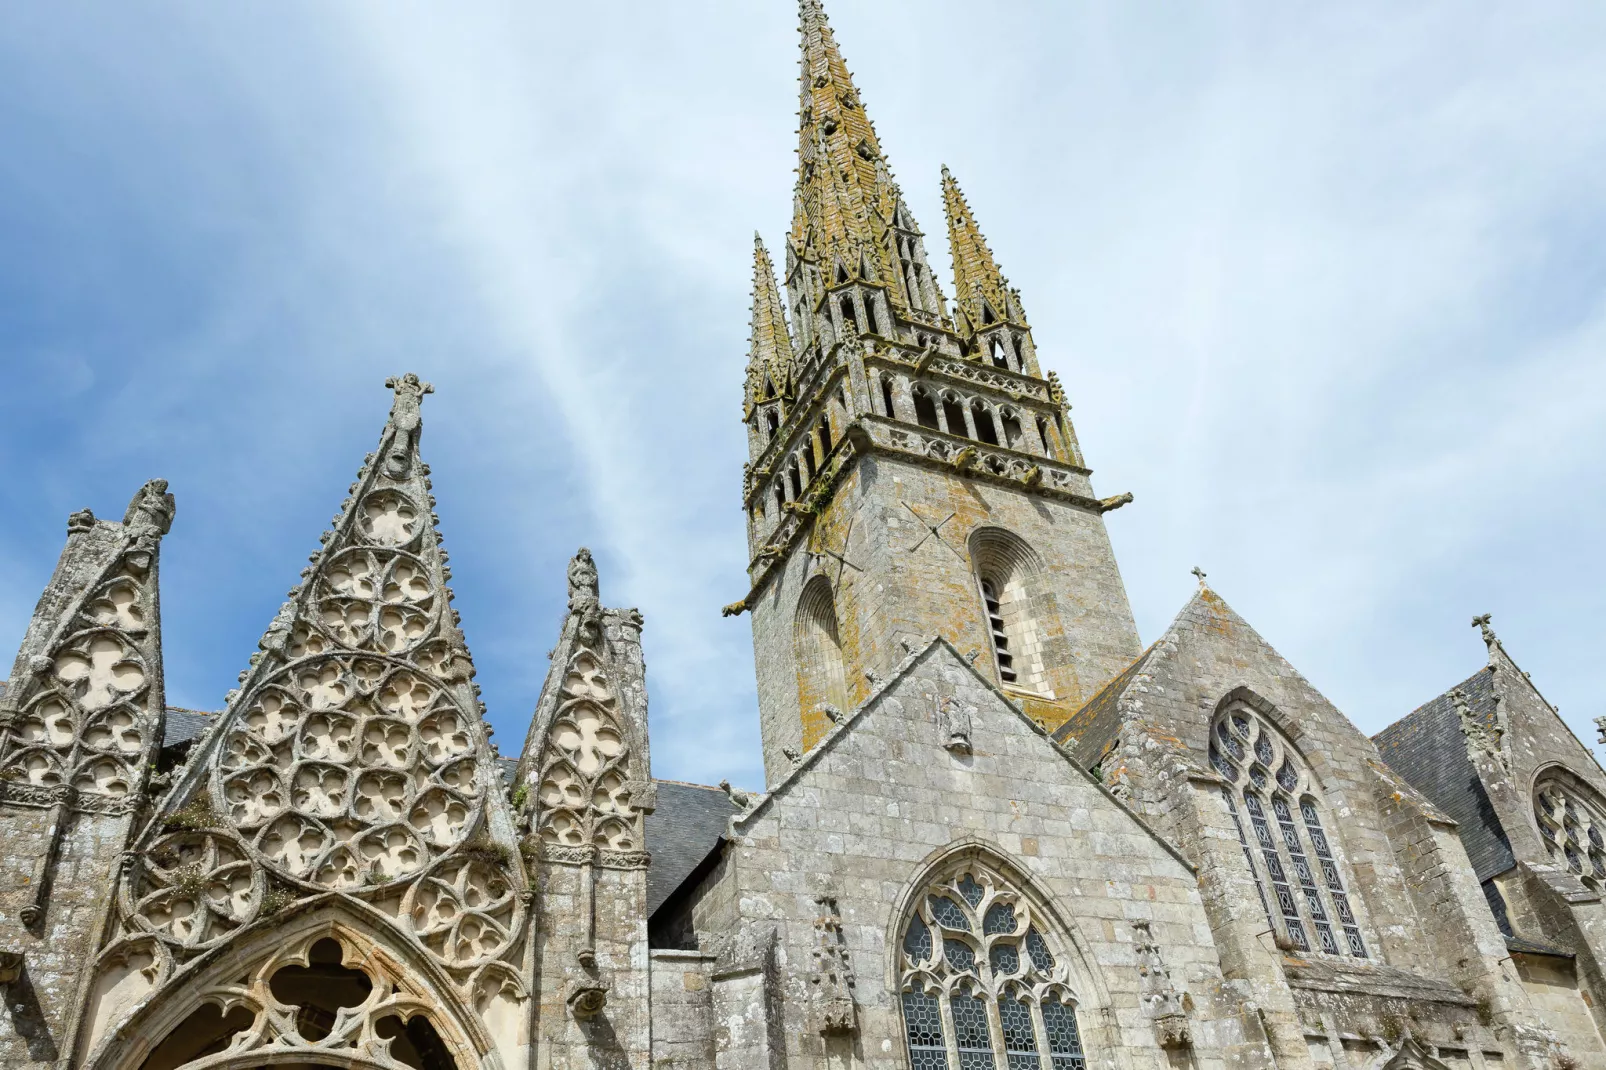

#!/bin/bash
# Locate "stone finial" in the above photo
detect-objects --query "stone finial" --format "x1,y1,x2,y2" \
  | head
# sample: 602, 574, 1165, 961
383, 372, 433, 432
66, 508, 96, 534
1472, 613, 1499, 649
567, 548, 600, 613
1593, 715, 1606, 748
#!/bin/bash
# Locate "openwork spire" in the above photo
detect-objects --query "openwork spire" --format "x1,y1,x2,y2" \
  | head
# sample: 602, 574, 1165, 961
942, 166, 1022, 335
113, 374, 524, 977
791, 0, 903, 305
747, 234, 793, 408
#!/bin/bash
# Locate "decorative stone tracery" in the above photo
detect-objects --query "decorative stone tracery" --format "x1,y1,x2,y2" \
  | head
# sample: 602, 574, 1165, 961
898, 866, 1088, 1070
0, 480, 174, 802
1533, 769, 1606, 886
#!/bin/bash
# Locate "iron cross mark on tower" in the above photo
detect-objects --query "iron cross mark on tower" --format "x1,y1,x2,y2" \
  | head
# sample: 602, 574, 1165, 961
902, 502, 964, 560
809, 511, 863, 591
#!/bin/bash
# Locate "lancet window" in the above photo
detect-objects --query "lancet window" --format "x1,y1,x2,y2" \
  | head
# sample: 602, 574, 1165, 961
1534, 771, 1606, 887
971, 529, 1050, 697
1209, 703, 1367, 958
899, 866, 1088, 1070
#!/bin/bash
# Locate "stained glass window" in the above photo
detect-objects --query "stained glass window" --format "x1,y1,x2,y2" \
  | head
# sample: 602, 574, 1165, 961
1211, 702, 1372, 959
899, 868, 1089, 1070
1534, 775, 1606, 889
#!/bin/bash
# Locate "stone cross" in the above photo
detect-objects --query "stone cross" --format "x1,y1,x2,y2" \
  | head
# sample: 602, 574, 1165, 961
1190, 566, 1207, 585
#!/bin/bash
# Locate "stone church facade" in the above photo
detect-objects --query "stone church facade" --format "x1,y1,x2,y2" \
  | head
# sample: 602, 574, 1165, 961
0, 3, 1601, 1069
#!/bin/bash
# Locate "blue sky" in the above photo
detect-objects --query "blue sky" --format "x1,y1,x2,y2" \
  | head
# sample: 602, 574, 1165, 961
2, 3, 1604, 790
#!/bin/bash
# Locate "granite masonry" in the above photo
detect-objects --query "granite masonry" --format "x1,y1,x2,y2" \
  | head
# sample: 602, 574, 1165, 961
0, 2, 1600, 1068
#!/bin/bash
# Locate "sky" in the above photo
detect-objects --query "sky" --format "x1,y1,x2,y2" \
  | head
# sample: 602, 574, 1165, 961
1, 2, 1603, 791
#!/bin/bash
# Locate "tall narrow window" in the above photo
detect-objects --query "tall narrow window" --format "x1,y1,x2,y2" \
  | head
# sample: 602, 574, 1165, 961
803, 448, 817, 481
980, 579, 1015, 684
913, 387, 940, 430
1220, 787, 1276, 934
990, 337, 1010, 369
765, 409, 780, 438
881, 376, 897, 418
971, 530, 1050, 695
1211, 704, 1369, 958
818, 414, 833, 457
972, 403, 999, 446
788, 462, 802, 500
839, 295, 857, 332
795, 578, 850, 748
865, 297, 880, 335
1000, 410, 1023, 449
899, 865, 1090, 1070
774, 485, 785, 515
1035, 416, 1052, 455
943, 395, 968, 438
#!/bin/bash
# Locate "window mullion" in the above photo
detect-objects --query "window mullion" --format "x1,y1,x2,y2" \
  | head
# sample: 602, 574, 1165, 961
942, 991, 963, 1070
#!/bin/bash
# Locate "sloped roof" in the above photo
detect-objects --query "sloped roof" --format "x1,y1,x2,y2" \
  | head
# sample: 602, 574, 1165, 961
645, 779, 741, 918
1051, 646, 1154, 765
1373, 667, 1515, 880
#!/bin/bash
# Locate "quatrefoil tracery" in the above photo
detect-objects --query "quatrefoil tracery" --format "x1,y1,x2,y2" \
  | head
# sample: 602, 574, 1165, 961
403, 856, 521, 969
129, 828, 263, 951
900, 870, 1070, 1003
209, 654, 485, 892
535, 648, 644, 856
3, 622, 151, 798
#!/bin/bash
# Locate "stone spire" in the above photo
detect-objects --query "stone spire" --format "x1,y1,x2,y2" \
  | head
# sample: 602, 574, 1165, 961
746, 234, 793, 414
942, 165, 1026, 337
790, 0, 903, 307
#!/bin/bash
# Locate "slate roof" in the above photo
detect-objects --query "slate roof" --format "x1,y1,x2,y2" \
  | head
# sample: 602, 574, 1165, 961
1373, 667, 1515, 880
645, 778, 741, 918
1051, 646, 1153, 766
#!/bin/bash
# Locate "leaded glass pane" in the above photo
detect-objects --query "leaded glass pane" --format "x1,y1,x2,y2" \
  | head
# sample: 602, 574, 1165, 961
989, 942, 1020, 976
945, 938, 977, 973
905, 914, 934, 963
1232, 714, 1251, 738
1025, 928, 1054, 973
1042, 998, 1086, 1070
1274, 795, 1336, 954
952, 994, 996, 1070
958, 875, 985, 907
984, 902, 1017, 935
902, 991, 949, 1070
1222, 788, 1275, 931
1300, 797, 1366, 957
1276, 760, 1298, 792
931, 896, 971, 931
1000, 996, 1038, 1070
1254, 733, 1274, 766
1246, 792, 1307, 951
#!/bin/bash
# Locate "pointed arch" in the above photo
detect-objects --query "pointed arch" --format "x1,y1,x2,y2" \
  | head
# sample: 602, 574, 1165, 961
886, 839, 1116, 1069
968, 528, 1050, 695
1530, 762, 1606, 887
794, 575, 850, 749
1209, 696, 1369, 958
83, 893, 508, 1070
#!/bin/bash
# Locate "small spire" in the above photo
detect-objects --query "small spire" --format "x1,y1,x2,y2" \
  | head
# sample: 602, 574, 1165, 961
749, 236, 793, 395
942, 167, 1018, 336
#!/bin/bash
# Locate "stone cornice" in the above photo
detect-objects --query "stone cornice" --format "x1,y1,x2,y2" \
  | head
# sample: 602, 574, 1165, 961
733, 416, 1122, 610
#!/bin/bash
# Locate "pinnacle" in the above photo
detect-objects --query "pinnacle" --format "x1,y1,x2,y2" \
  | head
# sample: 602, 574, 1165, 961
942, 166, 1014, 335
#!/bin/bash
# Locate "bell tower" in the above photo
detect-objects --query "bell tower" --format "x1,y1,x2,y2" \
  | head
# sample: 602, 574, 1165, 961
731, 0, 1141, 783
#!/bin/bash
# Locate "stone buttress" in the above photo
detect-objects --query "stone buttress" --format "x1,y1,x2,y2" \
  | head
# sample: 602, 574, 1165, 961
0, 481, 175, 1067
511, 548, 656, 1067
68, 376, 533, 1070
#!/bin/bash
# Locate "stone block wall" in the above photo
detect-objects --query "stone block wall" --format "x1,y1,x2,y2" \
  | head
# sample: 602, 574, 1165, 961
748, 451, 1141, 785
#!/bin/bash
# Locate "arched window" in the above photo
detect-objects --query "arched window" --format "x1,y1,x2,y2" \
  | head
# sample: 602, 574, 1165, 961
881, 376, 897, 418
1000, 409, 1023, 450
803, 446, 817, 481
971, 402, 999, 446
773, 484, 786, 515
818, 414, 833, 457
1534, 769, 1606, 887
765, 409, 780, 437
1035, 416, 1052, 455
971, 529, 1050, 695
899, 865, 1088, 1070
788, 461, 802, 500
913, 386, 940, 430
795, 578, 849, 746
1209, 703, 1367, 958
942, 394, 968, 438
989, 336, 1010, 370
865, 295, 881, 335
839, 295, 857, 332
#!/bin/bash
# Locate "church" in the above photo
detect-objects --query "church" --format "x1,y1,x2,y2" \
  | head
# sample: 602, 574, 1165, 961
1, 3, 1602, 1068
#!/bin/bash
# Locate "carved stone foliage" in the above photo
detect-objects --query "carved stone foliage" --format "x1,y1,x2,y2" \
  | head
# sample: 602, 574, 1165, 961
0, 480, 174, 800
535, 642, 644, 861
808, 895, 857, 1035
